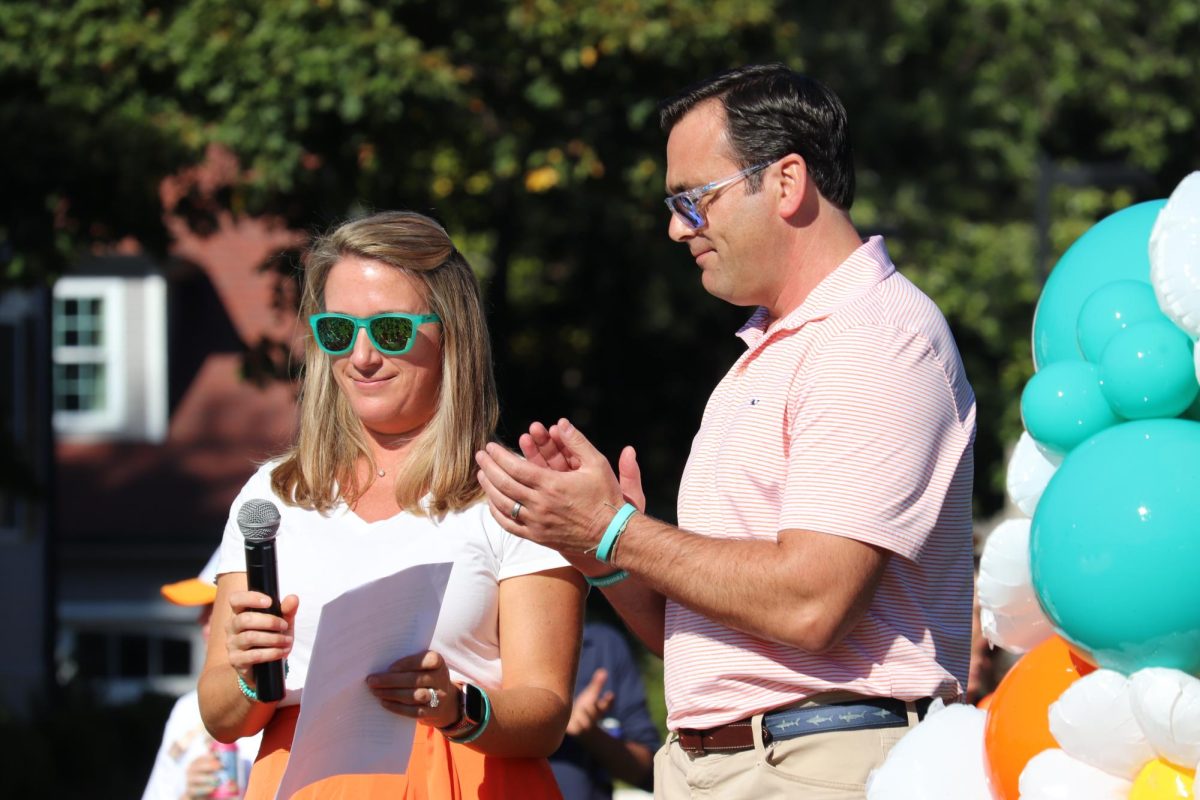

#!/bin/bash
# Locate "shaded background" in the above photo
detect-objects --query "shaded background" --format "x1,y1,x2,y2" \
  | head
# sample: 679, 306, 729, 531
1, 0, 1197, 795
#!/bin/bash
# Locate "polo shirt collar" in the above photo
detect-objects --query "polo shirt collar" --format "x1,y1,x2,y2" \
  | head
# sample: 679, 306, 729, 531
736, 235, 896, 350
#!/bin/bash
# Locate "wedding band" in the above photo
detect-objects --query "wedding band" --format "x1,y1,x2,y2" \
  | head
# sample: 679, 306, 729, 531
428, 688, 440, 708
510, 501, 522, 520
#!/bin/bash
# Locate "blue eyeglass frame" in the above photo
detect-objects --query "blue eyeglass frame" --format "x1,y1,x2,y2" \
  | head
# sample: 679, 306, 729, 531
663, 161, 775, 230
309, 311, 441, 356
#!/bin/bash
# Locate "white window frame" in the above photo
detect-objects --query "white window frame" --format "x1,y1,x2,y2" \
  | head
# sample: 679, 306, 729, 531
58, 601, 204, 702
52, 274, 168, 442
52, 278, 126, 435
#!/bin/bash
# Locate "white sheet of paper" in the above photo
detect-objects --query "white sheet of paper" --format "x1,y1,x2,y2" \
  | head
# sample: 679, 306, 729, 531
274, 561, 453, 800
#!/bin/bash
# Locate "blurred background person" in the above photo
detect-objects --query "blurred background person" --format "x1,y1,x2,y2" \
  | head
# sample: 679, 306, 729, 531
143, 551, 262, 800
198, 211, 584, 799
549, 621, 658, 799
966, 571, 999, 707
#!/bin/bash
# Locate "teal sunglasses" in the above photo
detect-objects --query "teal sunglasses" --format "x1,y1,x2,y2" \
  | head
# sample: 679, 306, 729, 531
309, 312, 441, 356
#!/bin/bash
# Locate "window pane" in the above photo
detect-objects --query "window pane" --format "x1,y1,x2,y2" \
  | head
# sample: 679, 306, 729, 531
53, 295, 104, 347
53, 290, 109, 419
54, 298, 76, 347
53, 362, 106, 412
81, 298, 103, 346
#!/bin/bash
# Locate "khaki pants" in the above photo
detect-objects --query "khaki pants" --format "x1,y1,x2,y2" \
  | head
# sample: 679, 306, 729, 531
654, 697, 922, 799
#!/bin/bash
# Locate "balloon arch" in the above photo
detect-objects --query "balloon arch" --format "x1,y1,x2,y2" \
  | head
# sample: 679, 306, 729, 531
869, 174, 1200, 800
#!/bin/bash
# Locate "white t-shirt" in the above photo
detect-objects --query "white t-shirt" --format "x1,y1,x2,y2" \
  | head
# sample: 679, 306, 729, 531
141, 689, 262, 800
216, 461, 568, 707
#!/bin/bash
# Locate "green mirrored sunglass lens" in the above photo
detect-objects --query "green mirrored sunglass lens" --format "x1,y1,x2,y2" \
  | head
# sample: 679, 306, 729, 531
370, 316, 414, 351
317, 318, 355, 351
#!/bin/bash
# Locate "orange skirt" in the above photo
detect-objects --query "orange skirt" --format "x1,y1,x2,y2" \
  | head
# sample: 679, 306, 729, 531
245, 706, 563, 800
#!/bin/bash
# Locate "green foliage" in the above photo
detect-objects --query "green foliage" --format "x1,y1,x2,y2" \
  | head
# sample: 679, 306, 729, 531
3, 0, 1199, 514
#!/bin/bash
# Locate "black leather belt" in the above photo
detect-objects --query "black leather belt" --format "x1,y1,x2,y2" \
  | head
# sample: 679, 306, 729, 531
677, 697, 934, 756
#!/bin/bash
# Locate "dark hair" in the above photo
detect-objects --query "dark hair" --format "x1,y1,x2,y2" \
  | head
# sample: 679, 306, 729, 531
659, 63, 855, 209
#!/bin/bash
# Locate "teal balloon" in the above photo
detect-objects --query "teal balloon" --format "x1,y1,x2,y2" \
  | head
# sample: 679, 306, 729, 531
1031, 419, 1200, 675
1180, 389, 1200, 422
1020, 361, 1121, 454
1098, 319, 1198, 419
1076, 280, 1167, 363
1033, 200, 1167, 369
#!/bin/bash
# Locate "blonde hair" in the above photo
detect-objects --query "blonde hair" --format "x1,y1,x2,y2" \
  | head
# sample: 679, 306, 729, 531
271, 211, 498, 517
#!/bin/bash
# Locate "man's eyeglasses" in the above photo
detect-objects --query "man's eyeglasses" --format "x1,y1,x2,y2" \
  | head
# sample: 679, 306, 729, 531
309, 312, 441, 356
664, 161, 774, 230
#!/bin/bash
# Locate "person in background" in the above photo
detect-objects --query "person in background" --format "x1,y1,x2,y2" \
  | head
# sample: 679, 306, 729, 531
549, 621, 658, 799
967, 571, 998, 706
143, 551, 262, 800
198, 210, 584, 800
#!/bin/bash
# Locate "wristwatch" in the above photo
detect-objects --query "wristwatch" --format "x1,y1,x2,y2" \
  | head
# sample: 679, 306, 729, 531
439, 682, 486, 739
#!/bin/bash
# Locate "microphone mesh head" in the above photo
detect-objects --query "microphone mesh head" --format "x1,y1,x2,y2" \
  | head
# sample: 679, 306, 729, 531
237, 499, 281, 542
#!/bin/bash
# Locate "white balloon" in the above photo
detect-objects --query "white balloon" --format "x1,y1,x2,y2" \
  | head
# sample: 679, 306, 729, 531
1150, 171, 1200, 337
1006, 432, 1062, 517
866, 703, 991, 800
1130, 667, 1200, 769
1048, 669, 1156, 779
1018, 749, 1133, 800
977, 517, 1053, 654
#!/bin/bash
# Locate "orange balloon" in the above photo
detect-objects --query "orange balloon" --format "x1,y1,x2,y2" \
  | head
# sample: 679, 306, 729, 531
976, 692, 995, 711
983, 636, 1090, 800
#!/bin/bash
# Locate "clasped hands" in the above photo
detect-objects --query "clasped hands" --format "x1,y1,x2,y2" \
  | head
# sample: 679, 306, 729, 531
474, 418, 645, 559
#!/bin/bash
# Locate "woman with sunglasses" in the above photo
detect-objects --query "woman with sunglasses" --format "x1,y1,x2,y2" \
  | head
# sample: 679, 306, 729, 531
198, 211, 584, 799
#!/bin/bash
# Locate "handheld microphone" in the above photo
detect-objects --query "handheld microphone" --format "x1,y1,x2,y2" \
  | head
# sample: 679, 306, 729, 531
237, 498, 285, 703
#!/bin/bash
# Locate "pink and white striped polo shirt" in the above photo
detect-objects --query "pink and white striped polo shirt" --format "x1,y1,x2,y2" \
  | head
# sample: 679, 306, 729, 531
666, 236, 977, 731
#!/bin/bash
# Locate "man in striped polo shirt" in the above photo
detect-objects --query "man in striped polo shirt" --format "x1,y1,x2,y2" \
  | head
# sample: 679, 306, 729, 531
476, 63, 977, 799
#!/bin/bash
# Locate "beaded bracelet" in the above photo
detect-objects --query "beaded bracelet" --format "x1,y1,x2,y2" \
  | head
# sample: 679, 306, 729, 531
237, 661, 288, 703
585, 569, 629, 588
596, 503, 637, 564
237, 674, 260, 702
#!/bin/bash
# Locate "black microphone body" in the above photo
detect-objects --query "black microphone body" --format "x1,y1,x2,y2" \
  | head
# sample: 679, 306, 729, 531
238, 499, 286, 703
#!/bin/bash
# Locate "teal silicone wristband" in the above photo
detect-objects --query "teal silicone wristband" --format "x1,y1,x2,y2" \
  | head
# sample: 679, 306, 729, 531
452, 685, 492, 744
596, 503, 636, 564
586, 569, 629, 588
